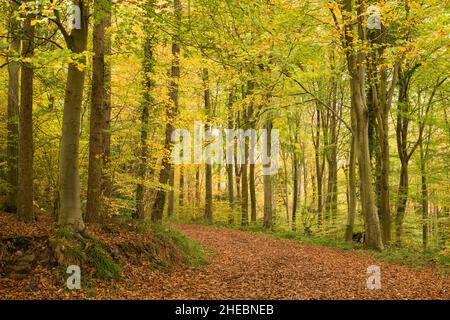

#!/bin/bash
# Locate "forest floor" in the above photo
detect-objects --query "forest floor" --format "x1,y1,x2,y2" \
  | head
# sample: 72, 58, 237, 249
0, 212, 448, 299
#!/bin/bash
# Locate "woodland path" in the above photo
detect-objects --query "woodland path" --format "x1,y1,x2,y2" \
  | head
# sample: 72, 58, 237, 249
154, 223, 449, 300
1, 219, 448, 299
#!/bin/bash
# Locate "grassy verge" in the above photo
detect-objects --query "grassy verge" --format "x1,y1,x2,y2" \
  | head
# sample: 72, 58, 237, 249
151, 223, 208, 268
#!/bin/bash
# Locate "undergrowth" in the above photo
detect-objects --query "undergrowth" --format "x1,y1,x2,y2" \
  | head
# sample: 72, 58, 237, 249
50, 226, 122, 282
135, 220, 208, 268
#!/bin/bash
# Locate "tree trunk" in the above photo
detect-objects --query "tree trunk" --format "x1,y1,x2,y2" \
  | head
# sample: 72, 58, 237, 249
195, 167, 201, 206
179, 166, 184, 206
240, 119, 249, 226
17, 16, 35, 223
5, 1, 20, 213
345, 118, 357, 242
203, 68, 213, 222
263, 119, 273, 229
395, 162, 408, 246
419, 139, 429, 251
151, 0, 181, 222
395, 69, 411, 246
352, 80, 383, 249
134, 17, 155, 219
291, 155, 298, 231
313, 111, 324, 227
340, 0, 383, 249
86, 0, 109, 222
226, 163, 234, 209
378, 116, 391, 243
101, 0, 113, 214
168, 167, 175, 216
226, 89, 234, 209
58, 2, 89, 231
249, 163, 256, 223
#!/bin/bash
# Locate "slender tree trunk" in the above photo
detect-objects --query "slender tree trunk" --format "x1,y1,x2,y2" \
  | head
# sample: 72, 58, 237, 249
226, 89, 234, 209
179, 166, 184, 206
86, 0, 109, 222
58, 2, 89, 231
395, 70, 411, 246
345, 119, 357, 242
280, 151, 289, 225
195, 167, 201, 207
325, 106, 338, 225
378, 116, 391, 243
263, 119, 273, 229
314, 111, 324, 227
249, 163, 256, 223
151, 0, 181, 222
226, 164, 234, 206
101, 1, 113, 213
291, 154, 298, 231
17, 16, 35, 223
134, 16, 155, 219
235, 164, 241, 202
5, 1, 20, 213
168, 167, 175, 216
419, 139, 429, 251
234, 112, 241, 203
203, 68, 213, 222
134, 87, 149, 219
395, 162, 408, 245
240, 109, 249, 226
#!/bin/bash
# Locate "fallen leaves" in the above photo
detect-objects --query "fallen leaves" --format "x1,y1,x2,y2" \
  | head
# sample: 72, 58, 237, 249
0, 212, 448, 300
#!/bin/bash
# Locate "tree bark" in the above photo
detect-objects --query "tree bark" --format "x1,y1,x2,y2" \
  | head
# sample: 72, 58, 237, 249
345, 112, 357, 242
291, 154, 299, 231
340, 0, 383, 249
17, 16, 35, 223
249, 164, 256, 223
203, 68, 213, 222
102, 0, 113, 214
151, 0, 181, 222
226, 90, 234, 209
313, 110, 324, 227
58, 1, 89, 231
263, 119, 273, 229
168, 167, 175, 216
134, 11, 155, 219
419, 136, 429, 251
86, 0, 109, 222
5, 1, 20, 213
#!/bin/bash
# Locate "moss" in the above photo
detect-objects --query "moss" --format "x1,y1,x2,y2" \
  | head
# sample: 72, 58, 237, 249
86, 241, 121, 280
65, 246, 87, 264
152, 224, 208, 267
53, 226, 75, 241
86, 290, 97, 297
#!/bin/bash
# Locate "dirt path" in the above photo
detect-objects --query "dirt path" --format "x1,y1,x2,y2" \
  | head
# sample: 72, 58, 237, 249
153, 223, 448, 300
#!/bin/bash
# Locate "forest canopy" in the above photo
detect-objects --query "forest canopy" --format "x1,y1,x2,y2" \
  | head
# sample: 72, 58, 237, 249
0, 0, 448, 257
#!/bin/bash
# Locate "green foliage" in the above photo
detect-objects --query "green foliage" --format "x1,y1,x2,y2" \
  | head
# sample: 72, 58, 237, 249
152, 224, 208, 267
371, 247, 450, 275
50, 227, 121, 281
52, 225, 75, 241
86, 241, 121, 280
